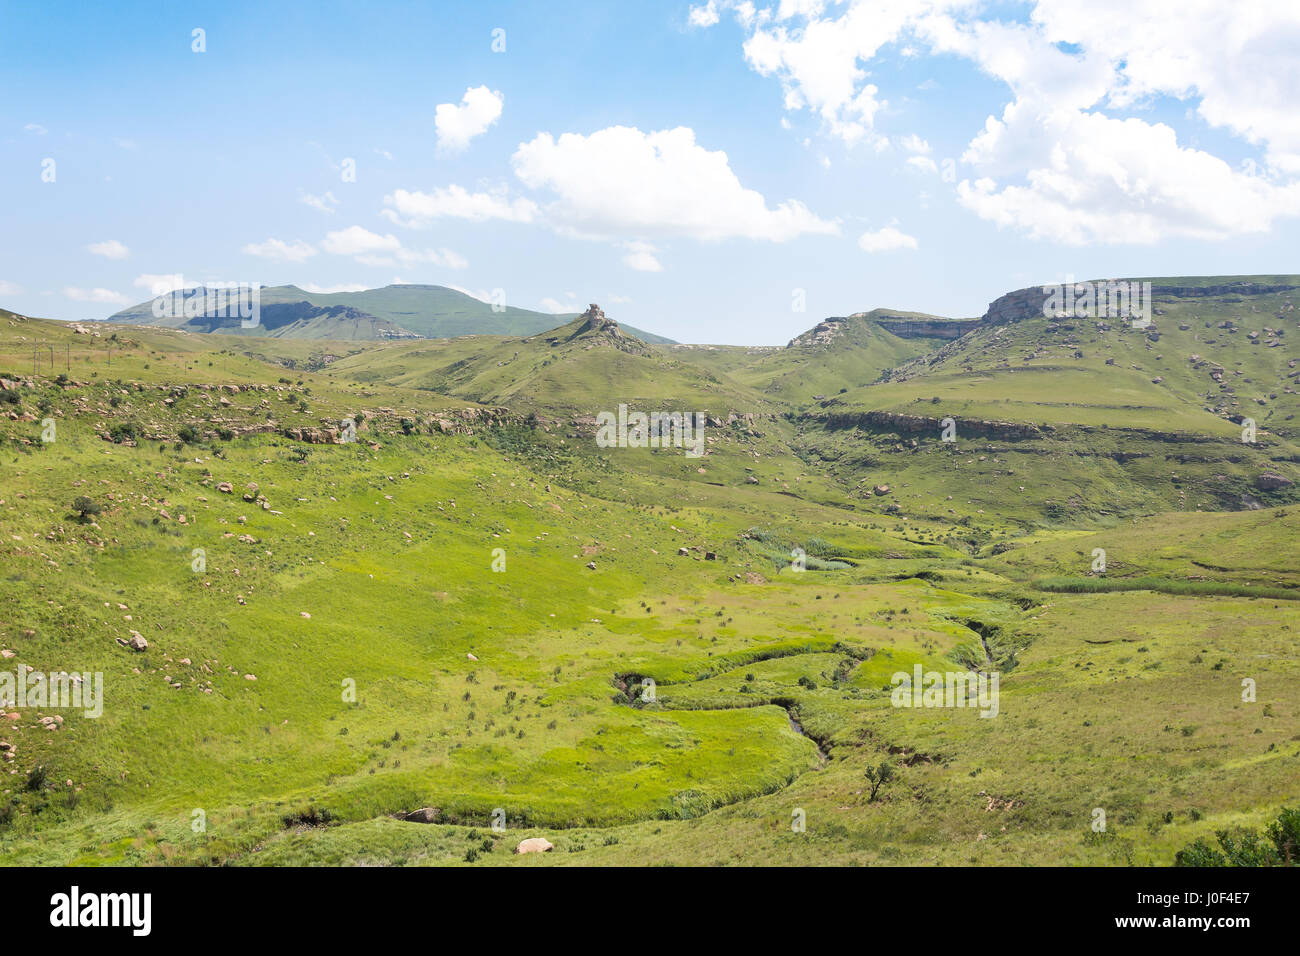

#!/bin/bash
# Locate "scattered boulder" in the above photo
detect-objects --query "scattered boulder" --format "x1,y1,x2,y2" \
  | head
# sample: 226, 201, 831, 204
1256, 473, 1294, 491
516, 837, 554, 854
217, 481, 233, 493
403, 807, 440, 824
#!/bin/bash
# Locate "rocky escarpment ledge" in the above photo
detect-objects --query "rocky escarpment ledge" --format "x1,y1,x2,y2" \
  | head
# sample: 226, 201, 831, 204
804, 409, 1284, 448
869, 314, 982, 340
788, 314, 980, 346
982, 280, 1300, 326
814, 410, 1047, 440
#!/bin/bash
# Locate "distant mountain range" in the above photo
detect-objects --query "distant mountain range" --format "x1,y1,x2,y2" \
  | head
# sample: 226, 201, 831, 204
104, 283, 676, 344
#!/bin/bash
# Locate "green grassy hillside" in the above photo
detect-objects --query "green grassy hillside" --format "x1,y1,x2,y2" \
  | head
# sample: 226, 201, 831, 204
671, 311, 945, 405
104, 284, 674, 344
2, 277, 1296, 867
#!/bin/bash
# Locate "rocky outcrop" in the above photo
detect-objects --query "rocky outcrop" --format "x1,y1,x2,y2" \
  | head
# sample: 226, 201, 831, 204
788, 317, 849, 347
981, 286, 1059, 326
429, 406, 508, 435
283, 426, 342, 444
563, 303, 650, 355
573, 303, 618, 336
402, 807, 440, 823
869, 314, 981, 340
818, 410, 1046, 441
516, 837, 553, 854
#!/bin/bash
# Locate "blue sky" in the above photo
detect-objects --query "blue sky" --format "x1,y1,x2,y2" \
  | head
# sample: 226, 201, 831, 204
3, 0, 1298, 344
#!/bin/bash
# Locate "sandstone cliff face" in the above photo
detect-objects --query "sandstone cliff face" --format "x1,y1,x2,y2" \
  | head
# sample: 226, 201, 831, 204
981, 286, 1054, 326
869, 314, 982, 340
1150, 282, 1299, 298
981, 280, 1300, 326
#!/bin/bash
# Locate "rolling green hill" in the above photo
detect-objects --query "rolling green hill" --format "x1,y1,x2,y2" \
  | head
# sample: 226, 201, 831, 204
104, 284, 675, 344
327, 306, 773, 416
2, 274, 1297, 867
669, 310, 951, 405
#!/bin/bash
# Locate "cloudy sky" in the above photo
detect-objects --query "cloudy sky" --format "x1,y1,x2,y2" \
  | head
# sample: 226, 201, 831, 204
3, 0, 1298, 343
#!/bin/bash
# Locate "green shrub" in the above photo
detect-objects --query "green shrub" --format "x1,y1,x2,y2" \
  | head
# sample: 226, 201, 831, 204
1175, 805, 1300, 866
108, 421, 140, 443
72, 496, 101, 521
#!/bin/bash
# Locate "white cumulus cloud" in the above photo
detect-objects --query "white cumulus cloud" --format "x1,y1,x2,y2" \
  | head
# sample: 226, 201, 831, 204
321, 226, 402, 257
906, 155, 938, 174
511, 125, 838, 242
381, 185, 538, 227
688, 2, 721, 27
435, 86, 504, 153
300, 191, 339, 213
857, 225, 918, 252
64, 287, 128, 304
899, 134, 931, 155
87, 239, 129, 259
956, 106, 1300, 244
707, 0, 1300, 243
322, 226, 467, 270
621, 241, 664, 272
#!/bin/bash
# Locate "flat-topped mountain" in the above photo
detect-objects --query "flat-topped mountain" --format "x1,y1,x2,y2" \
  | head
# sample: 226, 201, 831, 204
981, 275, 1300, 326
789, 309, 979, 348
